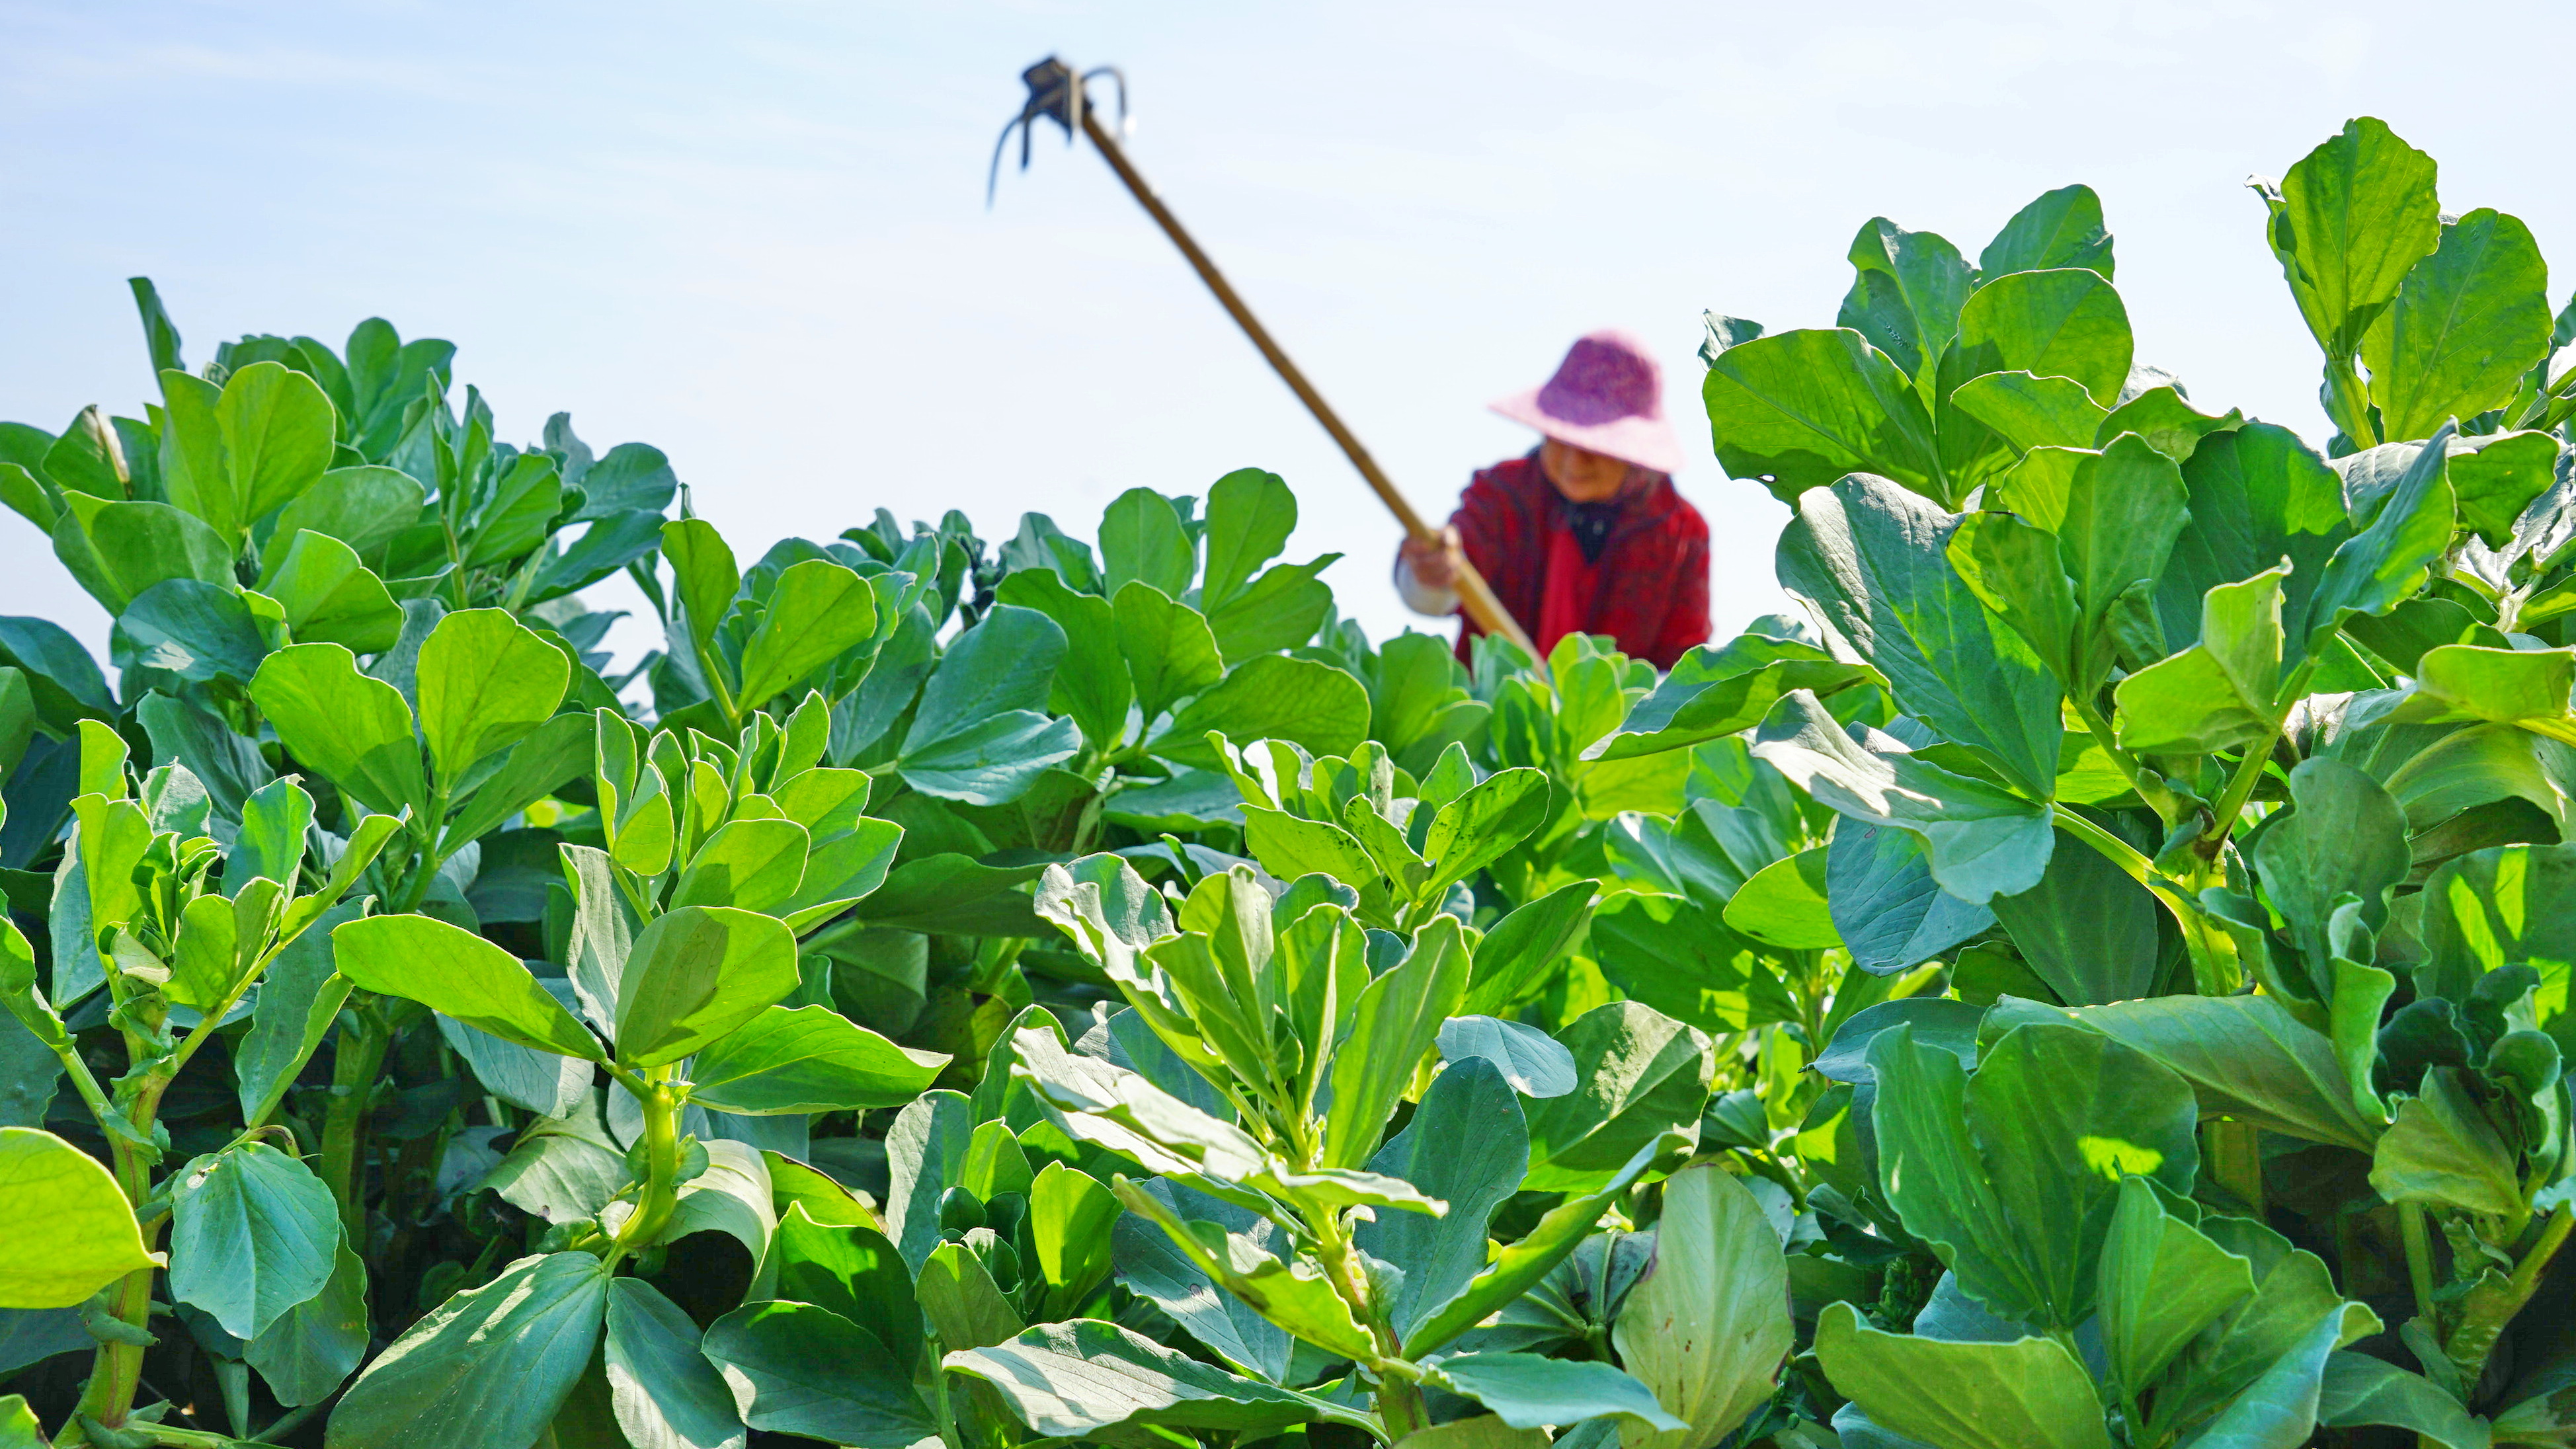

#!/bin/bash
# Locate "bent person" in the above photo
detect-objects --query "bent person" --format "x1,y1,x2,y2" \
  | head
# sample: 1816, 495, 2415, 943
1395, 330, 1710, 668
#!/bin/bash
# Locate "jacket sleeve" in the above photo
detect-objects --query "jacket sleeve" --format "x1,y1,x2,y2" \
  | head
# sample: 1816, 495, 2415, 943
1648, 509, 1713, 669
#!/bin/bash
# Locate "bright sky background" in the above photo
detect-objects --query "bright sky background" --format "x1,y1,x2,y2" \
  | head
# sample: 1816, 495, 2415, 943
8, 0, 2576, 672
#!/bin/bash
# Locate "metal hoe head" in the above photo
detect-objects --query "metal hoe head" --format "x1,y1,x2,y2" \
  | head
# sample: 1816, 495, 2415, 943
986, 56, 1127, 206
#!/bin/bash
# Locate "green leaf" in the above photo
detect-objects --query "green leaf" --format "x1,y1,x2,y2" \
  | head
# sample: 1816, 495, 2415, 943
2115, 565, 2291, 754
0, 1126, 159, 1308
2155, 423, 2350, 666
1437, 1354, 1687, 1434
1611, 1163, 1794, 1449
1837, 217, 1974, 380
702, 1300, 933, 1446
1435, 1016, 1576, 1099
234, 902, 360, 1123
2363, 208, 2550, 443
614, 906, 801, 1068
1828, 820, 1996, 976
1814, 1300, 2113, 1449
1322, 916, 1471, 1167
736, 559, 876, 711
686, 1005, 948, 1113
1952, 268, 2134, 406
883, 1089, 973, 1271
250, 643, 426, 816
1778, 473, 2063, 795
479, 1099, 627, 1225
1582, 639, 1880, 763
1424, 766, 1550, 898
1402, 1128, 1682, 1356
1156, 654, 1373, 769
1591, 892, 1801, 1035
2250, 758, 2410, 991
1116, 581, 1226, 726
670, 818, 809, 914
2370, 1068, 2523, 1216
899, 604, 1079, 805
2042, 995, 2382, 1153
163, 362, 336, 541
603, 1277, 745, 1449
2416, 842, 2576, 1039
244, 1237, 368, 1407
2315, 1352, 2490, 1449
1986, 826, 2160, 1005
54, 496, 236, 615
1722, 846, 1839, 949
1110, 1179, 1293, 1380
1202, 468, 1297, 608
994, 567, 1129, 751
1207, 554, 1339, 664
769, 1206, 919, 1366
1872, 1021, 2198, 1330
1101, 488, 1197, 598
947, 1319, 1347, 1440
1357, 1058, 1529, 1337
260, 530, 403, 654
270, 465, 424, 558
2097, 1176, 2255, 1397
1752, 692, 2054, 904
1525, 1002, 1710, 1193
1981, 184, 2114, 280
417, 608, 571, 783
1029, 1159, 1119, 1319
2445, 428, 2559, 548
332, 913, 603, 1061
439, 711, 594, 849
661, 519, 740, 652
1241, 808, 1381, 894
1703, 329, 1943, 505
2266, 116, 2441, 360
325, 1251, 609, 1449
918, 1237, 1026, 1351
114, 579, 268, 684
1948, 371, 2108, 454
2308, 416, 2458, 650
169, 1142, 340, 1339
1463, 880, 1596, 1016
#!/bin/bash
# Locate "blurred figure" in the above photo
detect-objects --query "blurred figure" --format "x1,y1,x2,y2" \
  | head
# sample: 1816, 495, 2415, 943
1396, 330, 1709, 668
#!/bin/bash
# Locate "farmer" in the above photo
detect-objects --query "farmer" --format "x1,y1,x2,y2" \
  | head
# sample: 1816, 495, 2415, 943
1394, 329, 1710, 669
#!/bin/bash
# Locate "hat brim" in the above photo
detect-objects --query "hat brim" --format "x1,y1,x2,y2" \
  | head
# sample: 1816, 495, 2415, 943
1488, 389, 1690, 476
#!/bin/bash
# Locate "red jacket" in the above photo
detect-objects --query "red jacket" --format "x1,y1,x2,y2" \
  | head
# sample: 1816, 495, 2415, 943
1445, 451, 1711, 669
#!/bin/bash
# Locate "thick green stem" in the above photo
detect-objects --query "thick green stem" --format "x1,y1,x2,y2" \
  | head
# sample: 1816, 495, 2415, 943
319, 1005, 391, 1244
606, 1066, 682, 1269
2070, 695, 2181, 828
1303, 1204, 1425, 1437
2399, 1202, 2438, 1328
2054, 806, 2241, 994
69, 1077, 172, 1436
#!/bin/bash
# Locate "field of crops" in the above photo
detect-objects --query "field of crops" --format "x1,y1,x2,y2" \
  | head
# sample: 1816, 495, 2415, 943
0, 116, 2569, 1449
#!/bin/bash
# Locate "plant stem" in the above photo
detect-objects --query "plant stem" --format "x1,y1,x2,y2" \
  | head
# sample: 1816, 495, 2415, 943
69, 1074, 173, 1436
1303, 1202, 1425, 1437
2399, 1202, 2438, 1328
319, 1001, 391, 1243
2052, 806, 2241, 994
2069, 695, 2179, 828
604, 1065, 682, 1269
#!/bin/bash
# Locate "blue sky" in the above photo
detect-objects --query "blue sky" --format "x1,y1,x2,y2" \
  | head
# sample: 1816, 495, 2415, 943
6, 0, 2573, 668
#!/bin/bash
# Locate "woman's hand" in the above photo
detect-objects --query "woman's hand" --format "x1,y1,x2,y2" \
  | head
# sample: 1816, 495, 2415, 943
1398, 528, 1463, 592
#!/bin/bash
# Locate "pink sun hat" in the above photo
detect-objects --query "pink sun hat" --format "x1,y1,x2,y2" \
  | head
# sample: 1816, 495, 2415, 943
1487, 329, 1689, 477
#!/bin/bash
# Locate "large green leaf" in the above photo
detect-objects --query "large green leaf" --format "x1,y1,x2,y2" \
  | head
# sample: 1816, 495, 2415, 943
1952, 268, 2134, 406
114, 578, 268, 684
1356, 1057, 1529, 1337
1591, 892, 1800, 1035
2046, 995, 2382, 1152
168, 1142, 340, 1339
2155, 424, 2349, 667
994, 568, 1127, 750
1525, 1001, 1709, 1193
1837, 217, 1974, 379
2369, 1068, 2522, 1216
669, 818, 810, 914
54, 496, 237, 615
2250, 758, 2409, 992
1611, 1163, 1793, 1449
1582, 638, 1880, 763
2305, 419, 2456, 649
736, 559, 877, 711
2265, 117, 2441, 358
324, 1251, 609, 1449
250, 643, 426, 816
270, 465, 423, 558
1156, 654, 1372, 769
0, 1127, 158, 1309
1826, 822, 1996, 976
2362, 208, 2552, 442
704, 1304, 925, 1446
1201, 467, 1297, 609
332, 913, 602, 1061
259, 529, 403, 654
1207, 555, 1338, 664
898, 604, 1080, 805
1116, 581, 1226, 726
1986, 826, 2160, 1005
1814, 1301, 2113, 1449
1111, 1179, 1293, 1381
2116, 565, 2292, 754
1436, 1354, 1686, 1434
686, 1004, 949, 1113
417, 608, 570, 783
1703, 329, 1942, 505
162, 361, 337, 541
1948, 371, 2107, 455
1980, 184, 2114, 280
244, 1237, 368, 1407
1321, 915, 1470, 1167
603, 1277, 745, 1449
2096, 1176, 2255, 1398
1100, 488, 1197, 598
2415, 842, 2576, 1044
1777, 473, 2062, 795
947, 1319, 1349, 1440
614, 906, 801, 1067
1751, 692, 2054, 904
769, 1207, 920, 1366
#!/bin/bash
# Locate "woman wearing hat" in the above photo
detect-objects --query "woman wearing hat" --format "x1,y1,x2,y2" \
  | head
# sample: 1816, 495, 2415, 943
1395, 330, 1710, 669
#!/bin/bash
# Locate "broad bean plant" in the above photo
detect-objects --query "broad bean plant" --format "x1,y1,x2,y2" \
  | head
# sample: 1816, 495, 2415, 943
0, 116, 2567, 1449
